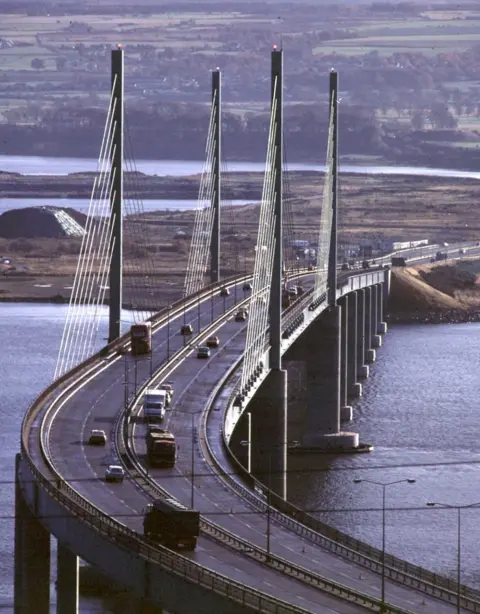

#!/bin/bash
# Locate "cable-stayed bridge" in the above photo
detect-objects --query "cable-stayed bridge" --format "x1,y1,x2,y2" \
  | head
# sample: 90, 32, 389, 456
14, 46, 476, 614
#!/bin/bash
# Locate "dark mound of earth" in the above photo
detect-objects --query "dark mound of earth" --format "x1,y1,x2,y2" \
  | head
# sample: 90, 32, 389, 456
0, 206, 86, 238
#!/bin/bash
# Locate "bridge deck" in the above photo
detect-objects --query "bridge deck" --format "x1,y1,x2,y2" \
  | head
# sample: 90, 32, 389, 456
32, 273, 465, 613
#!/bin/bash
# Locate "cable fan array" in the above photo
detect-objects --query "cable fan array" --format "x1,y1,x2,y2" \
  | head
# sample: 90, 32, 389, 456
240, 79, 280, 392
54, 81, 119, 381
123, 114, 160, 322
312, 97, 335, 303
282, 138, 302, 289
183, 92, 218, 298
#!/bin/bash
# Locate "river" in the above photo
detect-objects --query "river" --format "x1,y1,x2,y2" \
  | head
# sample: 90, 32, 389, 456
1, 154, 480, 180
4, 307, 480, 612
3, 155, 480, 611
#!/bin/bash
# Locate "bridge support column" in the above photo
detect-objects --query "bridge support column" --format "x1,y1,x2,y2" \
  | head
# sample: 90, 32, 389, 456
14, 455, 50, 614
339, 296, 352, 421
249, 369, 287, 500
56, 542, 79, 614
357, 289, 369, 379
302, 306, 359, 450
364, 287, 376, 364
371, 285, 382, 349
347, 291, 362, 399
378, 281, 388, 335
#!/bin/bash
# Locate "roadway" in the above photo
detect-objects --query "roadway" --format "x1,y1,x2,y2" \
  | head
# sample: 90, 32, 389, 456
39, 273, 468, 613
41, 281, 365, 614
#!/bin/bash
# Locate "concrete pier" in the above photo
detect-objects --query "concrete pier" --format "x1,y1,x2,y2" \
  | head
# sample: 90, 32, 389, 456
302, 306, 359, 449
14, 455, 50, 614
249, 369, 287, 499
339, 295, 353, 421
346, 290, 362, 398
377, 282, 388, 335
356, 289, 369, 379
57, 542, 79, 614
371, 284, 382, 348
364, 287, 376, 364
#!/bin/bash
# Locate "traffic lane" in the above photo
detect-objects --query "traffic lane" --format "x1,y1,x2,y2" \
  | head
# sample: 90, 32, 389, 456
143, 313, 459, 613
47, 289, 242, 521
132, 315, 248, 506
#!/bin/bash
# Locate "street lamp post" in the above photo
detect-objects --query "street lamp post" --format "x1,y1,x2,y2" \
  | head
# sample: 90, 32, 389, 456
134, 357, 138, 395
211, 285, 215, 323
190, 413, 195, 509
123, 350, 129, 410
167, 305, 171, 361
354, 478, 416, 612
197, 294, 201, 334
426, 500, 480, 614
240, 439, 286, 561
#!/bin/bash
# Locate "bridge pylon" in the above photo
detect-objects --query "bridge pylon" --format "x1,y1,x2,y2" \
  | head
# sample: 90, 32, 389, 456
108, 45, 124, 343
210, 68, 221, 284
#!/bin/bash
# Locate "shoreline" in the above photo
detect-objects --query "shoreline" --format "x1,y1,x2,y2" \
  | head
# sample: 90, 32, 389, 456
2, 295, 479, 326
387, 308, 480, 325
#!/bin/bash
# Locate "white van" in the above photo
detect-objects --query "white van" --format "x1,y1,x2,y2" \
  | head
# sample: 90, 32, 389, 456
143, 389, 168, 422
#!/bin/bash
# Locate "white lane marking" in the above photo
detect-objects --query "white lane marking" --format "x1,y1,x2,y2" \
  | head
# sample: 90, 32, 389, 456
47, 285, 247, 517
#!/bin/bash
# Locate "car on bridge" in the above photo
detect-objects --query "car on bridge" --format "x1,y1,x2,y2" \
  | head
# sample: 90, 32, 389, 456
234, 310, 247, 322
181, 323, 193, 335
105, 465, 125, 483
219, 286, 230, 297
242, 282, 252, 291
160, 382, 174, 397
197, 346, 211, 359
206, 335, 220, 348
88, 429, 107, 446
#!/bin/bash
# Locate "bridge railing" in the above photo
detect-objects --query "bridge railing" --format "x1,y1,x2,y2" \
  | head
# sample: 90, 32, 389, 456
216, 273, 480, 609
21, 277, 317, 614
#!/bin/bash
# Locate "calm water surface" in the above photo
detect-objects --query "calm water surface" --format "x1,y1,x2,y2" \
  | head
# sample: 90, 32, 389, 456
0, 304, 137, 613
1, 154, 480, 180
288, 322, 480, 588
2, 306, 480, 611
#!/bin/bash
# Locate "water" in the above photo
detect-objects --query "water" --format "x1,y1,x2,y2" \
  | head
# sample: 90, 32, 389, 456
0, 197, 257, 215
0, 304, 136, 613
1, 154, 480, 180
288, 322, 480, 588
4, 308, 480, 611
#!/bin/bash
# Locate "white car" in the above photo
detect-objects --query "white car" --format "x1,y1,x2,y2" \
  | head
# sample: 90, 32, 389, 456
105, 465, 125, 483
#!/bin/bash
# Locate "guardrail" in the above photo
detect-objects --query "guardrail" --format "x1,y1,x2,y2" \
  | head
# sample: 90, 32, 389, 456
117, 305, 417, 614
23, 261, 476, 612
206, 296, 480, 611
21, 278, 318, 614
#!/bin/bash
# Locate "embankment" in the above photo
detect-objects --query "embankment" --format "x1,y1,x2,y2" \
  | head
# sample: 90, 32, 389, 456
388, 261, 480, 324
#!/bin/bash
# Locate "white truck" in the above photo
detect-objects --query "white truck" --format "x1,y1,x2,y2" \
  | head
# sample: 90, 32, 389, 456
143, 389, 168, 422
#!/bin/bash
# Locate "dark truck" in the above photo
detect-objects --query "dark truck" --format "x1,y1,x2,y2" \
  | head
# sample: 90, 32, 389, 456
143, 498, 200, 550
391, 256, 407, 267
146, 428, 176, 468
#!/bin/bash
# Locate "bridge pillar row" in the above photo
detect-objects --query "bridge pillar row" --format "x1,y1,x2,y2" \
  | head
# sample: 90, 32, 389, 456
364, 287, 376, 364
302, 305, 359, 450
346, 290, 362, 399
56, 542, 79, 614
356, 289, 369, 379
339, 295, 353, 421
371, 284, 382, 349
378, 280, 388, 335
249, 369, 287, 500
14, 454, 51, 614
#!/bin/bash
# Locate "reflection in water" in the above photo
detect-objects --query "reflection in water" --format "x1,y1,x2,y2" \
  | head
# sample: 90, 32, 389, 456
288, 323, 480, 588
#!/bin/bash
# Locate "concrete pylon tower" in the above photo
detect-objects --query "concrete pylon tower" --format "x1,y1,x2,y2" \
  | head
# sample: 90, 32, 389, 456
108, 45, 124, 343
210, 68, 221, 284
269, 45, 283, 371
